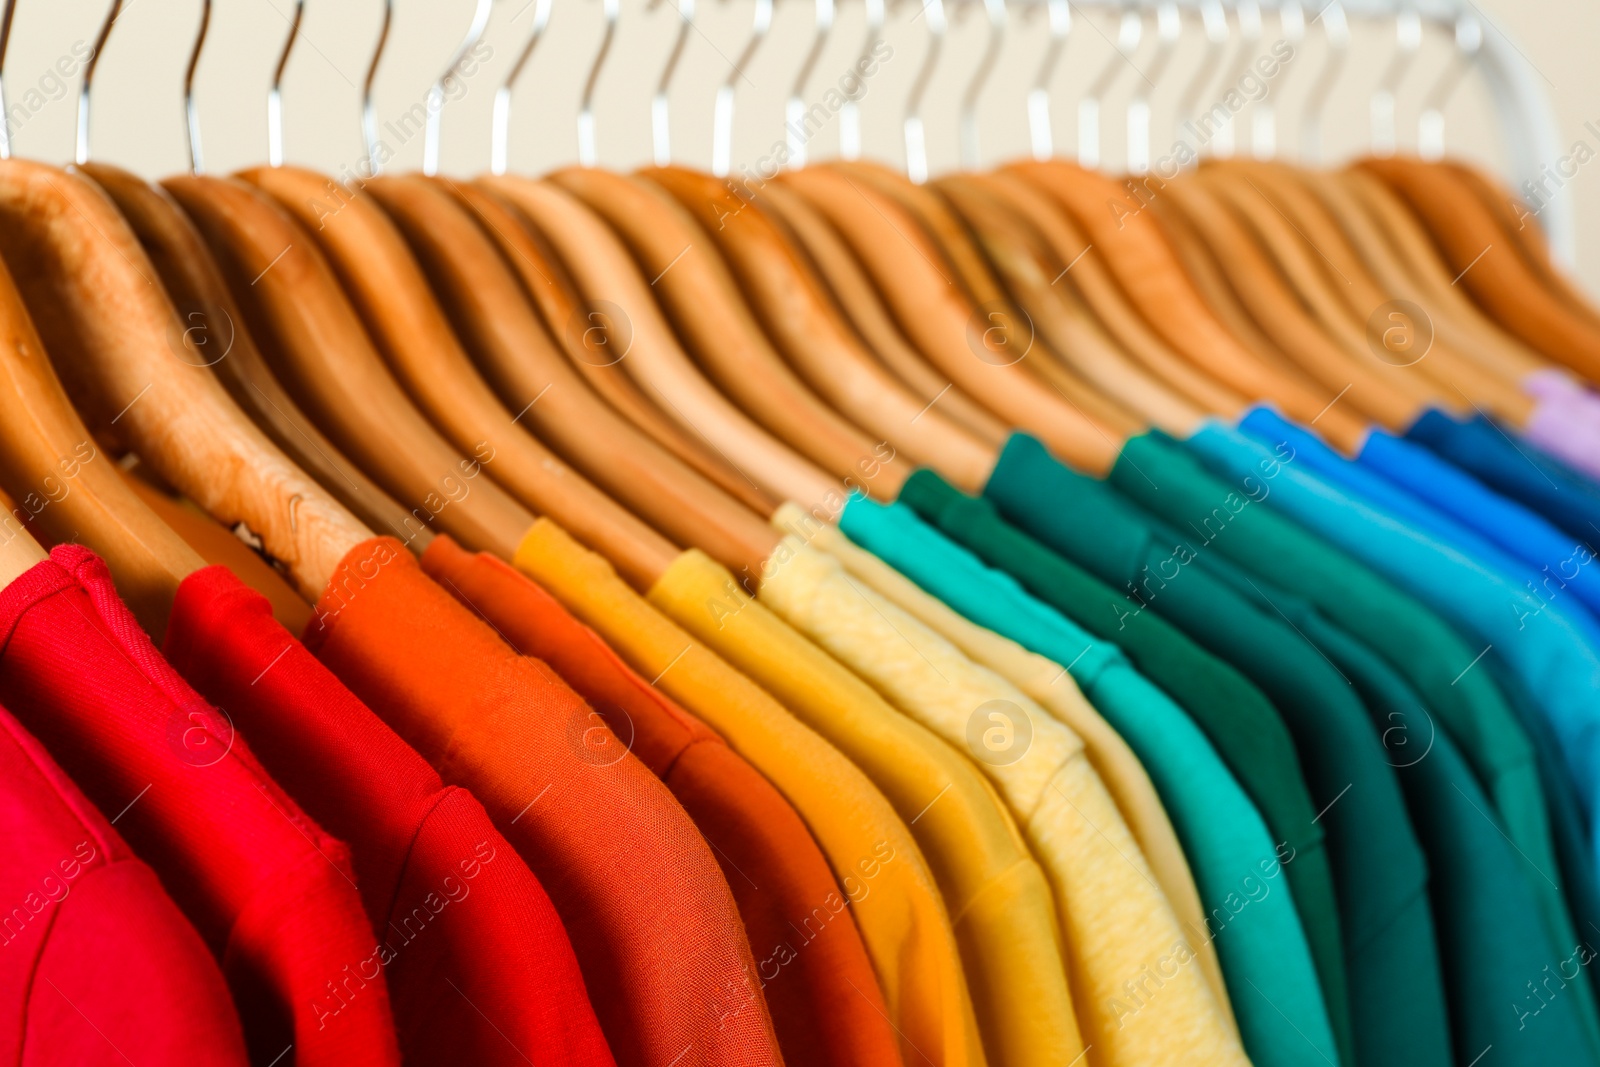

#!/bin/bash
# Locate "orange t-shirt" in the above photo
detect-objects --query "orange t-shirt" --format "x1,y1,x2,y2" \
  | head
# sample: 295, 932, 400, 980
422, 535, 902, 1067
303, 537, 783, 1067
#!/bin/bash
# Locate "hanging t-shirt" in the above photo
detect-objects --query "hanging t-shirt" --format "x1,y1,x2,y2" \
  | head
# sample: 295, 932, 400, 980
771, 502, 1237, 1034
763, 518, 1246, 1067
513, 519, 951, 1067
0, 703, 249, 1067
302, 538, 783, 1067
896, 468, 1343, 1031
648, 549, 1038, 1067
420, 534, 899, 1067
837, 502, 1339, 1067
1405, 409, 1600, 549
0, 546, 401, 1067
163, 563, 615, 1067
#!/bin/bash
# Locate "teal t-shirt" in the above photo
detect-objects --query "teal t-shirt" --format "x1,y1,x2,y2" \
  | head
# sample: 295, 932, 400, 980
840, 495, 1341, 1067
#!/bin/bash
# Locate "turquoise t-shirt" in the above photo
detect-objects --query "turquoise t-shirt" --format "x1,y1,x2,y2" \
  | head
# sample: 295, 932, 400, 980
840, 495, 1341, 1067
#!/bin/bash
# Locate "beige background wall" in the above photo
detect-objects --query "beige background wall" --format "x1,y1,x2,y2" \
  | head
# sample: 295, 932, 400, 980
11, 0, 1600, 293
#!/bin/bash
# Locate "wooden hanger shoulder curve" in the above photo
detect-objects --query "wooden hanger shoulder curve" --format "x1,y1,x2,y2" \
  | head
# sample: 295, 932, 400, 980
548, 166, 904, 499
164, 173, 528, 559
81, 162, 429, 548
1004, 160, 1369, 450
753, 178, 1009, 446
372, 172, 779, 579
640, 164, 997, 492
779, 165, 1122, 474
478, 175, 845, 515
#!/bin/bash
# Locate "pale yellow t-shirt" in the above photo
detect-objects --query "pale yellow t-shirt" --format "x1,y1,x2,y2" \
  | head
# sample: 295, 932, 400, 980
761, 519, 1248, 1067
650, 549, 1083, 1067
514, 520, 959, 1067
774, 503, 1236, 1033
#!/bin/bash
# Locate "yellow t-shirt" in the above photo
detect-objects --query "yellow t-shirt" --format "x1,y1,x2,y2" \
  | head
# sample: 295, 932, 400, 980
650, 549, 1084, 1067
513, 520, 958, 1067
760, 522, 1247, 1067
775, 503, 1237, 1033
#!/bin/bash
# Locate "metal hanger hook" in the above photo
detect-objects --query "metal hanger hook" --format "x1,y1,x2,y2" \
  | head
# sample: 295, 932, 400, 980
422, 0, 492, 177
1025, 0, 1069, 161
1127, 1, 1182, 176
1077, 6, 1140, 170
184, 0, 212, 173
839, 0, 884, 160
75, 0, 125, 165
1418, 12, 1482, 161
491, 0, 553, 176
785, 0, 834, 169
958, 0, 1006, 171
649, 0, 695, 168
903, 0, 948, 183
361, 0, 392, 174
712, 0, 773, 179
268, 0, 305, 168
1370, 4, 1422, 156
1300, 0, 1348, 163
578, 0, 620, 168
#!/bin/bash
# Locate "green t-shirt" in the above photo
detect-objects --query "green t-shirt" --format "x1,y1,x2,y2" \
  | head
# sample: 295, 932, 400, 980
838, 495, 1339, 1067
1103, 429, 1600, 1046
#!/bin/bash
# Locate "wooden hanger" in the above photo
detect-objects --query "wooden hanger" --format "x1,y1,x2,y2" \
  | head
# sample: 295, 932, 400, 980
1219, 160, 1531, 426
1004, 160, 1370, 450
368, 171, 780, 579
1445, 161, 1600, 337
0, 160, 375, 633
1191, 166, 1453, 418
639, 165, 997, 492
822, 160, 1141, 437
454, 180, 775, 515
778, 165, 1123, 473
1297, 166, 1549, 388
963, 170, 1248, 417
1360, 157, 1600, 381
81, 162, 431, 547
164, 174, 532, 559
239, 165, 681, 587
478, 175, 846, 513
933, 173, 1202, 432
549, 166, 905, 499
754, 179, 1009, 446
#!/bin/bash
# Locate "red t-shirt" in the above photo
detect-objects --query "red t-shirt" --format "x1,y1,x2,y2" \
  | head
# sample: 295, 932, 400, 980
303, 537, 783, 1067
422, 535, 903, 1067
0, 703, 248, 1066
165, 564, 616, 1067
0, 546, 400, 1067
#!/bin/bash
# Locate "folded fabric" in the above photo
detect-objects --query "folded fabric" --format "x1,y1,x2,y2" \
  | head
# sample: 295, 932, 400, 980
514, 519, 946, 1067
165, 563, 615, 1067
775, 503, 1237, 1035
302, 537, 783, 1067
838, 499, 1340, 1067
770, 508, 1247, 1067
0, 546, 401, 1066
0, 702, 248, 1067
421, 534, 899, 1067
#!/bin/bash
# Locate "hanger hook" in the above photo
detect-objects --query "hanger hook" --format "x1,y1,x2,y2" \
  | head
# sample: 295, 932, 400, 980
649, 0, 695, 168
363, 1, 393, 175
1300, 0, 1348, 163
267, 0, 305, 168
839, 0, 884, 160
1209, 0, 1260, 159
713, 0, 773, 179
1370, 4, 1422, 157
423, 0, 492, 177
0, 0, 15, 159
1127, 1, 1182, 175
1418, 12, 1481, 161
76, 0, 124, 165
183, 0, 212, 174
492, 0, 554, 176
578, 0, 620, 168
904, 0, 948, 183
958, 0, 1006, 170
1077, 6, 1140, 170
785, 0, 835, 169
1251, 0, 1306, 161
1026, 0, 1070, 161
